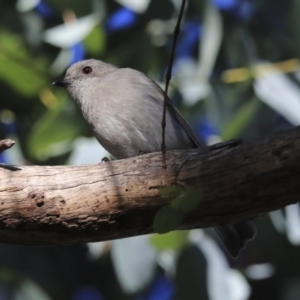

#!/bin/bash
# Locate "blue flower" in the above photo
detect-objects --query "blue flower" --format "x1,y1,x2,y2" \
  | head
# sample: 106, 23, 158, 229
194, 119, 218, 142
137, 274, 174, 300
211, 0, 256, 20
69, 43, 85, 66
212, 0, 238, 10
176, 20, 202, 60
73, 286, 104, 300
35, 0, 53, 18
106, 7, 138, 33
235, 1, 255, 19
0, 153, 8, 164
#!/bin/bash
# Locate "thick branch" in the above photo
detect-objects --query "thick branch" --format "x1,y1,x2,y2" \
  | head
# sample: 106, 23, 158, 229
0, 126, 300, 245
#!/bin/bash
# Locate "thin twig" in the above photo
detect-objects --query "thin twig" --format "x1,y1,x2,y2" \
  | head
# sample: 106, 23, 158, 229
161, 0, 186, 181
0, 140, 21, 171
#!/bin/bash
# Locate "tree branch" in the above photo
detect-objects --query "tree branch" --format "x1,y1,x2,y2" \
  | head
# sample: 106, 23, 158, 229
0, 139, 15, 153
0, 126, 300, 245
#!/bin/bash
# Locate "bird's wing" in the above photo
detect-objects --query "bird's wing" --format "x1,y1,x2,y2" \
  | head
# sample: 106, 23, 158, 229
151, 81, 205, 148
122, 68, 205, 149
165, 98, 205, 148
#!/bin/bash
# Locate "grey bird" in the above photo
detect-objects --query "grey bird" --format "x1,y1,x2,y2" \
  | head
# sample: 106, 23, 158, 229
53, 59, 256, 258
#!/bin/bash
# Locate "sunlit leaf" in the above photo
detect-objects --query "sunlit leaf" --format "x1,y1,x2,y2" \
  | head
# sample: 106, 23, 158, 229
28, 91, 83, 160
84, 26, 106, 55
111, 236, 156, 293
43, 13, 100, 48
151, 231, 189, 251
254, 67, 300, 126
0, 30, 48, 96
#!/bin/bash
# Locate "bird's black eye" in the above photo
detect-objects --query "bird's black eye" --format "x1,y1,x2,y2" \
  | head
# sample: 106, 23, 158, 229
82, 66, 93, 74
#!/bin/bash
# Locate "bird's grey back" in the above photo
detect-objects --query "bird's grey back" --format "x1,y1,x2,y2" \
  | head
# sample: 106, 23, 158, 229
66, 60, 203, 158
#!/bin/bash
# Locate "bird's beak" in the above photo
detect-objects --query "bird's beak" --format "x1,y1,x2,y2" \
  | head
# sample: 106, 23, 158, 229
52, 79, 72, 88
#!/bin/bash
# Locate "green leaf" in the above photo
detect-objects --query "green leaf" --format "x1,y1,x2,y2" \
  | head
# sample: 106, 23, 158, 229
28, 92, 83, 160
154, 187, 202, 234
84, 26, 105, 55
151, 231, 189, 251
221, 98, 261, 140
289, 0, 300, 57
153, 205, 184, 234
158, 185, 184, 199
171, 189, 202, 213
0, 30, 48, 96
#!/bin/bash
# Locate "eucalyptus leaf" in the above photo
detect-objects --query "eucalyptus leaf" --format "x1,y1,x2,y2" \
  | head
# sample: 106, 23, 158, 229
171, 189, 202, 213
151, 231, 189, 251
43, 13, 100, 48
158, 185, 184, 199
84, 26, 105, 55
111, 236, 156, 293
28, 93, 82, 160
221, 98, 260, 140
153, 205, 184, 234
0, 30, 48, 96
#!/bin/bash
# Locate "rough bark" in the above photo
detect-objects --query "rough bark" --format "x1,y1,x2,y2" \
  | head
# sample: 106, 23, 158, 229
0, 126, 300, 246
